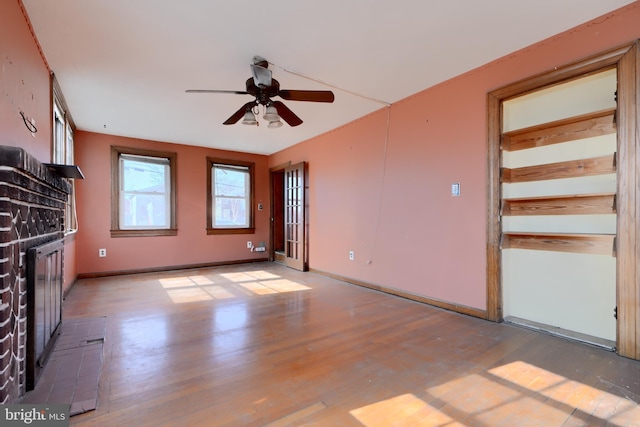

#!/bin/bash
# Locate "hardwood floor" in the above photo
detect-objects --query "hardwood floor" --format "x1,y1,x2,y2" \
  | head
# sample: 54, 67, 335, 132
63, 262, 640, 426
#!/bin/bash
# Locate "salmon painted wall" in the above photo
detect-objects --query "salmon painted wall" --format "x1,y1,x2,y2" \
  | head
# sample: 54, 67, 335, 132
0, 0, 51, 162
1, 0, 77, 293
74, 131, 270, 275
270, 2, 640, 311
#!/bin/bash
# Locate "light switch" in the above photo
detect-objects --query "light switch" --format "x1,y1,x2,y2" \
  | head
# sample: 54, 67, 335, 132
451, 183, 461, 197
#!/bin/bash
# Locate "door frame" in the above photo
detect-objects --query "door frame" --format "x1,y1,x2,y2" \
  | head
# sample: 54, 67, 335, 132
270, 161, 310, 271
269, 162, 291, 263
282, 161, 308, 271
486, 41, 639, 359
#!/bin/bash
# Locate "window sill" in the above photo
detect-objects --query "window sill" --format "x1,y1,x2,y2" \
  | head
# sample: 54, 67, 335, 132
207, 227, 255, 235
111, 228, 178, 238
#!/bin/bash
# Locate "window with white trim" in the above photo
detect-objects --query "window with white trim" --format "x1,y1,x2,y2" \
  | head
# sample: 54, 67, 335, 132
207, 158, 255, 234
111, 146, 177, 237
52, 77, 77, 232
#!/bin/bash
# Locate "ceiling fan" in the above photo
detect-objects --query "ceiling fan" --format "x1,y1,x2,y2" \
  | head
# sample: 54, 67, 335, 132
186, 56, 335, 127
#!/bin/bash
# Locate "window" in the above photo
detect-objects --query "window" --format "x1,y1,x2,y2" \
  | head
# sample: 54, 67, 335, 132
52, 101, 65, 163
111, 146, 177, 237
52, 76, 77, 232
207, 158, 254, 234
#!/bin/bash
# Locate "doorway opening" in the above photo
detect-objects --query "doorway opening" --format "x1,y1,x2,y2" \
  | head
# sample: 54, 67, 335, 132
500, 69, 617, 348
271, 168, 286, 264
487, 42, 640, 359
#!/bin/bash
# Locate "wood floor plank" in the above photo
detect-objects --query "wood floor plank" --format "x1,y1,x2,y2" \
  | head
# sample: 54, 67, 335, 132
60, 262, 640, 426
263, 401, 328, 426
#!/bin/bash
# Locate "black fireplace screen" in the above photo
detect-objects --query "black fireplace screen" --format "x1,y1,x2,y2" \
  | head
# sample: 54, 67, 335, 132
26, 239, 64, 390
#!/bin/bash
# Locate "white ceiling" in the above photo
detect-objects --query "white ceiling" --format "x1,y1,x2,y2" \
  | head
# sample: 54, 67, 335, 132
22, 0, 634, 155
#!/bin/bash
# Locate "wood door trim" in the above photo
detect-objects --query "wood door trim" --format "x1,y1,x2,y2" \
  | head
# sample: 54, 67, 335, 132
270, 161, 292, 173
487, 92, 502, 321
269, 161, 292, 262
615, 42, 639, 359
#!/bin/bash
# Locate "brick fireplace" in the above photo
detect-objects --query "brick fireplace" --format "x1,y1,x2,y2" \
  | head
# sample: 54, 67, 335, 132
0, 146, 71, 404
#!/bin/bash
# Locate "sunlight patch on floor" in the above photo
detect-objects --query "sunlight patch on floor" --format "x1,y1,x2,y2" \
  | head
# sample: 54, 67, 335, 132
159, 270, 311, 303
221, 270, 281, 282
238, 282, 279, 295
202, 285, 236, 299
238, 279, 311, 295
165, 287, 214, 304
425, 373, 567, 425
243, 270, 281, 280
189, 275, 215, 285
488, 361, 640, 425
349, 361, 640, 426
350, 393, 460, 426
159, 276, 206, 288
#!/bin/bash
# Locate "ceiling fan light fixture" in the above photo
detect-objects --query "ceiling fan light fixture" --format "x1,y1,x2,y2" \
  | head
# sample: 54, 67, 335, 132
267, 119, 283, 128
241, 109, 257, 125
263, 104, 281, 122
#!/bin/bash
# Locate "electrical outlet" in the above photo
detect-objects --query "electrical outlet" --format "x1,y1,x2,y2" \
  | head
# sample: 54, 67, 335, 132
247, 241, 253, 249
349, 251, 354, 261
98, 248, 107, 257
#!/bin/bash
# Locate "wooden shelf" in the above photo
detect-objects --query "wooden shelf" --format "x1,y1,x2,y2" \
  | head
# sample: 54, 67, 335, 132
501, 154, 616, 183
502, 108, 616, 151
502, 193, 616, 216
501, 232, 616, 256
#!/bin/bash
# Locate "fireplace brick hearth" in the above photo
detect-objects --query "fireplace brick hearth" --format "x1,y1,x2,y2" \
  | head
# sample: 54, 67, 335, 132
0, 146, 71, 404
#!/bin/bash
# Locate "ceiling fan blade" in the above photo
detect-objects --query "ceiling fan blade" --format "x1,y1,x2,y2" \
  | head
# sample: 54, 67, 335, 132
223, 101, 256, 125
251, 64, 272, 87
186, 89, 249, 95
272, 101, 303, 127
278, 89, 335, 103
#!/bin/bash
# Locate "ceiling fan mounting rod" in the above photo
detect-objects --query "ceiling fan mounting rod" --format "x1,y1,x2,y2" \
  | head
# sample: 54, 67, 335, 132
246, 78, 279, 105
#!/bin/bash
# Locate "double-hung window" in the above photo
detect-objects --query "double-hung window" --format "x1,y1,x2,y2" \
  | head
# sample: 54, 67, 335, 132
207, 158, 254, 234
111, 146, 177, 237
52, 76, 77, 232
